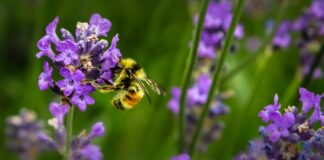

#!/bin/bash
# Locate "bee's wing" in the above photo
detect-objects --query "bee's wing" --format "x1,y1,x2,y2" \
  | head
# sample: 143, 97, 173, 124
144, 76, 166, 96
129, 72, 152, 105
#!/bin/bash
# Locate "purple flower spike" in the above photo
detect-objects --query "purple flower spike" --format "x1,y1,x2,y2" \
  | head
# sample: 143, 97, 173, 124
55, 40, 78, 65
89, 122, 105, 139
57, 68, 85, 96
46, 17, 59, 42
49, 102, 69, 124
170, 153, 190, 160
71, 85, 95, 111
78, 145, 103, 160
90, 13, 112, 37
38, 61, 54, 91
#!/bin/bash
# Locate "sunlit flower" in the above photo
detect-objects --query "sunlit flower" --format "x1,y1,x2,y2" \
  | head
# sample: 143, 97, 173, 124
36, 13, 122, 111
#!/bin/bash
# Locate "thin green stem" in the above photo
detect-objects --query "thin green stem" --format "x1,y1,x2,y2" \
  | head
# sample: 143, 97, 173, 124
64, 106, 75, 160
178, 0, 210, 153
188, 0, 246, 156
302, 44, 324, 87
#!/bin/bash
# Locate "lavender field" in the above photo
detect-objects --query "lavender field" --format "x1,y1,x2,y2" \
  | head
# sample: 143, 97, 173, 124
0, 0, 323, 159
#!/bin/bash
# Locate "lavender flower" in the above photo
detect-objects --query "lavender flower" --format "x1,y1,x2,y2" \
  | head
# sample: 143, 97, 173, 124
197, 0, 244, 58
5, 109, 48, 160
37, 13, 122, 111
236, 88, 324, 159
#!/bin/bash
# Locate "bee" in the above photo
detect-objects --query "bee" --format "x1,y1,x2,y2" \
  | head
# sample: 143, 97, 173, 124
93, 58, 165, 110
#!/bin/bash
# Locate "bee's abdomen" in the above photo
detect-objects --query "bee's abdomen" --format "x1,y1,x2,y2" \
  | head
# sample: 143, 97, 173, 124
112, 90, 144, 110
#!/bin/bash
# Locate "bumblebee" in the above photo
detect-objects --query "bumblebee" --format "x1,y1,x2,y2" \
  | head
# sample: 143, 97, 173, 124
95, 58, 165, 110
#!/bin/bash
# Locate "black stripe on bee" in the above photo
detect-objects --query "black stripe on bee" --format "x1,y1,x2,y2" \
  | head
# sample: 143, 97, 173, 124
130, 63, 141, 73
125, 94, 133, 100
113, 99, 125, 110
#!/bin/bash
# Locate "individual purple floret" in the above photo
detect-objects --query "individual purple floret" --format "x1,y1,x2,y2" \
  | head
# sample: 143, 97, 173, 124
5, 109, 48, 160
236, 88, 324, 159
38, 61, 54, 91
170, 153, 190, 160
36, 13, 122, 111
197, 0, 244, 58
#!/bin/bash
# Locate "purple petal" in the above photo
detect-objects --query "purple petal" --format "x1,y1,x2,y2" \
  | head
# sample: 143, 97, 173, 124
63, 86, 74, 96
46, 17, 59, 41
266, 124, 281, 142
90, 13, 112, 37
72, 70, 85, 82
89, 122, 105, 138
309, 107, 322, 124
36, 35, 56, 60
59, 68, 72, 79
79, 145, 103, 160
281, 112, 295, 128
299, 88, 316, 113
84, 95, 95, 105
49, 102, 69, 124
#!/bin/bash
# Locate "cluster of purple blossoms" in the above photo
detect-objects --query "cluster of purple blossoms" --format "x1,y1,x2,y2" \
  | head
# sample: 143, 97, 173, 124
236, 88, 324, 159
39, 102, 105, 160
37, 13, 122, 111
168, 0, 242, 153
197, 0, 243, 58
5, 109, 48, 160
272, 0, 324, 78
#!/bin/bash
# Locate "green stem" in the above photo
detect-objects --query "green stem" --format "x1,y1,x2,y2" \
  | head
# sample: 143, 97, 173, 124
302, 44, 324, 87
178, 0, 210, 153
188, 0, 246, 156
64, 106, 75, 160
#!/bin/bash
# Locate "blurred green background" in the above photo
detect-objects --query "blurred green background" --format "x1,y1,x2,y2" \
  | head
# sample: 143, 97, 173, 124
0, 0, 323, 159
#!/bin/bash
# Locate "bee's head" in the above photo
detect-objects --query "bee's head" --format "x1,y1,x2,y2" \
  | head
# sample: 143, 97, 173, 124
113, 64, 123, 76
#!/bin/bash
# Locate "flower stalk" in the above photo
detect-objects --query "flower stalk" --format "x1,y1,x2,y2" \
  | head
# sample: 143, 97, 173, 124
188, 0, 246, 156
64, 106, 75, 160
178, 0, 210, 153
